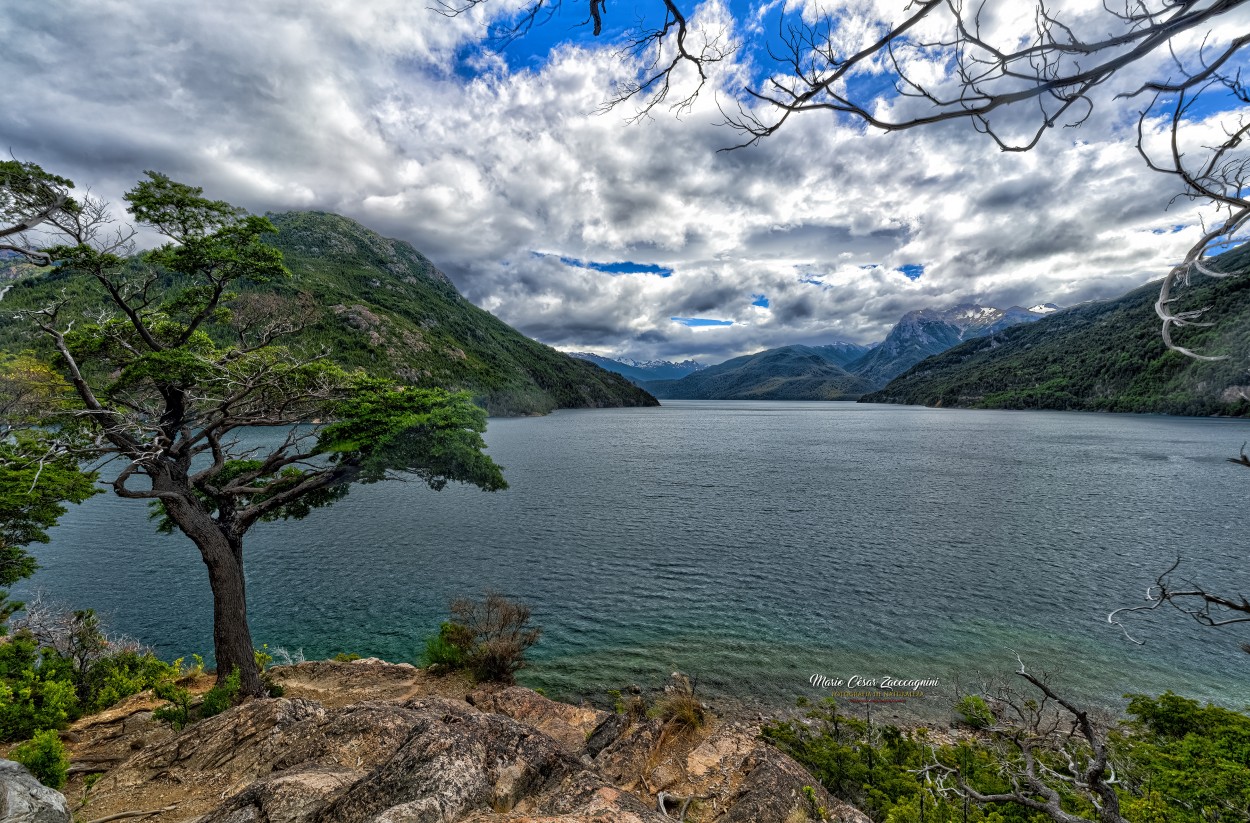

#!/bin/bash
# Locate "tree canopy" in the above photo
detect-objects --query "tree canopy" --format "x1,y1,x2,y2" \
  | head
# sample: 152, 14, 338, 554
1, 166, 507, 695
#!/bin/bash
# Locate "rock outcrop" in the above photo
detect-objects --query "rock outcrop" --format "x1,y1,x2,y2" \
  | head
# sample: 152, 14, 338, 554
0, 759, 71, 823
61, 660, 870, 823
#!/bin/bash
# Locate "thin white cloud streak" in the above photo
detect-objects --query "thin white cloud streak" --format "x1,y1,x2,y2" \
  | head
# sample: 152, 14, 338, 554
0, 0, 1235, 362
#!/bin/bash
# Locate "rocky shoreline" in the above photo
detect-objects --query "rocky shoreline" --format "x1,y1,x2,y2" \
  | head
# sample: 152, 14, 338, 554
5, 658, 872, 823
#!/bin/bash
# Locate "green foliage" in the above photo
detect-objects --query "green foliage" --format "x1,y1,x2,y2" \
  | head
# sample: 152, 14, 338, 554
802, 784, 827, 820
153, 679, 193, 730
319, 380, 506, 491
200, 669, 242, 718
767, 692, 1250, 823
865, 247, 1250, 417
422, 621, 469, 669
0, 210, 656, 416
0, 354, 100, 630
764, 699, 1038, 822
956, 694, 995, 729
333, 652, 362, 662
254, 645, 273, 670
1112, 692, 1250, 822
82, 649, 175, 713
8, 728, 69, 790
422, 594, 540, 684
153, 665, 244, 729
0, 633, 78, 741
606, 687, 647, 719
0, 610, 173, 740
0, 436, 99, 566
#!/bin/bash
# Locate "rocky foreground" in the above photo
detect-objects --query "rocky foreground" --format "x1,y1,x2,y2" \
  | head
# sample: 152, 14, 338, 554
11, 659, 870, 823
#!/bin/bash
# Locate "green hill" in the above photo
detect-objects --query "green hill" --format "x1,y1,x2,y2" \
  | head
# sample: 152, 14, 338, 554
0, 211, 657, 416
645, 345, 875, 400
862, 248, 1250, 416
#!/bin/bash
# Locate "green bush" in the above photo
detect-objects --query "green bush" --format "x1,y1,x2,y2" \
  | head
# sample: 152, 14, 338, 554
82, 649, 175, 713
1113, 692, 1250, 823
153, 679, 192, 730
0, 610, 175, 740
200, 669, 242, 718
955, 694, 995, 729
9, 728, 69, 789
333, 652, 362, 662
0, 632, 78, 741
421, 594, 540, 685
422, 621, 469, 669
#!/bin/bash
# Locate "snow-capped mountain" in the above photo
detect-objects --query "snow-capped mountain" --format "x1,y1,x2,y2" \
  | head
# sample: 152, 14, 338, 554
569, 353, 709, 384
848, 303, 1053, 387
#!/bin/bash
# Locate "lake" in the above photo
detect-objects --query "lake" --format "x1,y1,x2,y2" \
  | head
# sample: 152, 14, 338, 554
17, 401, 1250, 717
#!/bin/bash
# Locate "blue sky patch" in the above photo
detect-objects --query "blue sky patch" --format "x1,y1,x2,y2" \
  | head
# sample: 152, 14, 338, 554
453, 0, 833, 91
752, 294, 769, 308
898, 264, 924, 280
557, 255, 673, 276
671, 317, 734, 327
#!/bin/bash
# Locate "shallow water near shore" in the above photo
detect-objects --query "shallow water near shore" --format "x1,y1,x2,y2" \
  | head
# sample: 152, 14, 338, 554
20, 401, 1250, 718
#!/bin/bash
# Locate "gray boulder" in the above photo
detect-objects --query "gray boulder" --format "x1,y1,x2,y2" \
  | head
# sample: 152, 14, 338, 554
0, 759, 70, 823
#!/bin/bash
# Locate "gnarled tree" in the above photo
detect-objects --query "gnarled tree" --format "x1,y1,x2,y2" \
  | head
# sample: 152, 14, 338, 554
5, 168, 507, 696
927, 662, 1128, 823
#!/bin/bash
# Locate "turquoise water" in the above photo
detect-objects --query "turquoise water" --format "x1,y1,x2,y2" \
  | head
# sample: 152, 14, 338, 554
17, 401, 1250, 715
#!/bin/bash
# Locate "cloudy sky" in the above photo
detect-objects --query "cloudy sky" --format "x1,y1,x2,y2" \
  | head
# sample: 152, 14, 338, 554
3, 0, 1246, 362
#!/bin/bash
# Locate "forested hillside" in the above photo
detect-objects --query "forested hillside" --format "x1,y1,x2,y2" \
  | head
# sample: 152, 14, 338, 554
644, 345, 875, 400
863, 249, 1250, 416
0, 211, 657, 416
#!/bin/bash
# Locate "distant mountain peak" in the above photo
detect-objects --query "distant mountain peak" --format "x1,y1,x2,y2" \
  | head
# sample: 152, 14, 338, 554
568, 353, 708, 384
848, 301, 1051, 387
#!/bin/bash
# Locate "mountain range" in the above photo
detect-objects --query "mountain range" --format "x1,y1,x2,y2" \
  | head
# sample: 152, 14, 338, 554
849, 303, 1052, 387
644, 344, 877, 400
863, 250, 1250, 416
642, 304, 1051, 400
567, 353, 708, 383
0, 211, 657, 416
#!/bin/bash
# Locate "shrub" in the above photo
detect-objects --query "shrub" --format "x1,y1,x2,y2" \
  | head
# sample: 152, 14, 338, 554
450, 593, 541, 685
955, 694, 994, 729
607, 687, 648, 720
422, 594, 540, 685
0, 632, 79, 741
0, 600, 174, 736
200, 669, 241, 718
153, 679, 192, 730
82, 649, 175, 713
9, 728, 69, 789
650, 676, 706, 729
422, 622, 469, 669
333, 652, 362, 662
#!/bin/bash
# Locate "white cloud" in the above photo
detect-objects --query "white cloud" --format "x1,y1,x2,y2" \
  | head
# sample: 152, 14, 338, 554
0, 0, 1237, 363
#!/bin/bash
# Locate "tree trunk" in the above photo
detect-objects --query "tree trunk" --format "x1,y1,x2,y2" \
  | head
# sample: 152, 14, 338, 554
202, 545, 264, 697
159, 488, 265, 697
